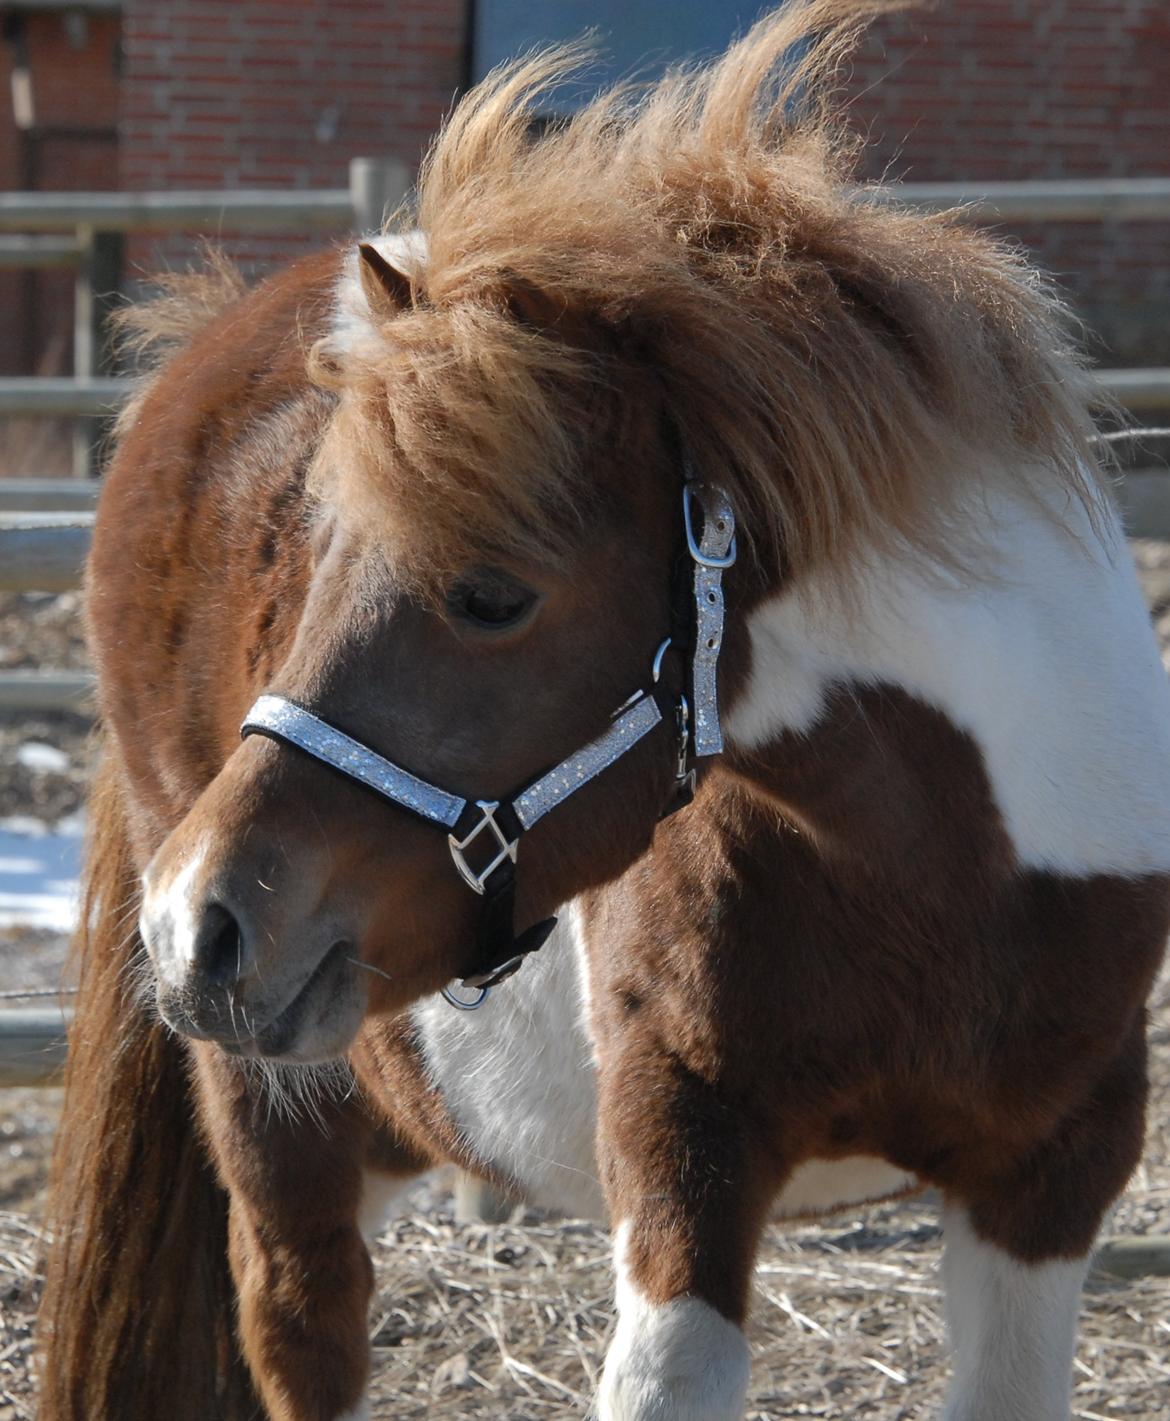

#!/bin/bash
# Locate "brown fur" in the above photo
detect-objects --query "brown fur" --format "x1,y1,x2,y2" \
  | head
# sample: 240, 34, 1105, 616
586, 692, 1168, 1321
39, 5, 1167, 1418
38, 252, 343, 1420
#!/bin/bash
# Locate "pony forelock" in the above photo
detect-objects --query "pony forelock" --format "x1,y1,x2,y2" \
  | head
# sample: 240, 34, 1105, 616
308, 0, 1104, 595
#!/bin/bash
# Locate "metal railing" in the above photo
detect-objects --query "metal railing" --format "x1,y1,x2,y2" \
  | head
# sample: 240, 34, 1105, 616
0, 156, 409, 479
0, 1002, 1162, 1271
0, 1008, 69, 1087
1, 169, 1166, 476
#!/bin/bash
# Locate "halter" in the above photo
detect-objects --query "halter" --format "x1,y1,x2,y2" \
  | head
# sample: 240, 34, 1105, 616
241, 476, 736, 1010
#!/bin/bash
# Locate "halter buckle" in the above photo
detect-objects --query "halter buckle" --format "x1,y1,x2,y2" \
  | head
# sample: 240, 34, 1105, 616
683, 482, 737, 568
675, 695, 692, 781
659, 694, 696, 821
447, 801, 518, 895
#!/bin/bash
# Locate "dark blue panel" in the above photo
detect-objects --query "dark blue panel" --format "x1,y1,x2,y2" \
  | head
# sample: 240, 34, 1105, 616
473, 1, 779, 106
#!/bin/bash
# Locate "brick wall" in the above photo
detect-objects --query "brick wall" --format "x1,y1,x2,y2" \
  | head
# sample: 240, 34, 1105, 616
120, 0, 468, 273
0, 10, 120, 379
845, 0, 1170, 363
117, 0, 1166, 361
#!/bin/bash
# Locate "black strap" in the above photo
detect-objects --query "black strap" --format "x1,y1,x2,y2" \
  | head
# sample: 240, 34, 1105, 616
462, 859, 557, 989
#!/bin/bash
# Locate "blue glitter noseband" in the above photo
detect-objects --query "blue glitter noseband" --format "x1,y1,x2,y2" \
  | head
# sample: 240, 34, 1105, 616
241, 477, 736, 1010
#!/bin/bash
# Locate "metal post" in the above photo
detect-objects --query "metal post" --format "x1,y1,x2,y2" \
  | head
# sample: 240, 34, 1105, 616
72, 225, 122, 478
349, 157, 411, 234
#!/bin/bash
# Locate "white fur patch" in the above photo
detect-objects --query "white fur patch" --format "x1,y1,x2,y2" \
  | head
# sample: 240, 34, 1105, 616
139, 838, 209, 982
332, 230, 427, 353
941, 1204, 1088, 1421
726, 481, 1170, 876
773, 1155, 918, 1218
599, 1222, 750, 1421
412, 907, 604, 1218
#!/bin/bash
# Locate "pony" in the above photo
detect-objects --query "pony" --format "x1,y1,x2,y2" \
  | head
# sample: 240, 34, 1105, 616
39, 4, 1170, 1418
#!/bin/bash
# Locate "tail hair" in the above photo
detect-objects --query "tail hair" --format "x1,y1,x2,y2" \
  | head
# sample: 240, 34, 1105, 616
37, 747, 258, 1419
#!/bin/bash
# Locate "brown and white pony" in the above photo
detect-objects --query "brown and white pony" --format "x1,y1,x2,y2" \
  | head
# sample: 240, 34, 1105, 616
39, 4, 1170, 1418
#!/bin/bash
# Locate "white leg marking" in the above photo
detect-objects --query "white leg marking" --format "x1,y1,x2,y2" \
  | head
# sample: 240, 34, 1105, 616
941, 1204, 1089, 1421
597, 1223, 750, 1421
357, 1168, 408, 1245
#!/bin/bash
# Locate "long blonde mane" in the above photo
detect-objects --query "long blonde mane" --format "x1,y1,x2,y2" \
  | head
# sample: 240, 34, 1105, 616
310, 0, 1103, 593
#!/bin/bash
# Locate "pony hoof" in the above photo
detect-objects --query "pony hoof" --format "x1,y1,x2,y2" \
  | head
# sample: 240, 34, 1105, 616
598, 1296, 750, 1421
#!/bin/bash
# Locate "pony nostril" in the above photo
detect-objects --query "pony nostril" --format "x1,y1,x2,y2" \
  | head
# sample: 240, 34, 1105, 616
192, 902, 246, 989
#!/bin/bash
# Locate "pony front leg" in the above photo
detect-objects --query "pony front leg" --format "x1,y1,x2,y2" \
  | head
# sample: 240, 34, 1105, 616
594, 1048, 772, 1421
192, 1045, 379, 1421
939, 1031, 1148, 1421
940, 1204, 1089, 1421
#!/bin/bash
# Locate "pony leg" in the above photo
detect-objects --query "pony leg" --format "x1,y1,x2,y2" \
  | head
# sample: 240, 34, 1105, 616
191, 1047, 405, 1421
592, 1048, 772, 1421
940, 1032, 1148, 1421
941, 1204, 1089, 1421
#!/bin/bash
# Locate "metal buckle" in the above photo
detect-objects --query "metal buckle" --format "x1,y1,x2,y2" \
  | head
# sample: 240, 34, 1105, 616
683, 483, 737, 569
675, 694, 695, 791
447, 800, 518, 896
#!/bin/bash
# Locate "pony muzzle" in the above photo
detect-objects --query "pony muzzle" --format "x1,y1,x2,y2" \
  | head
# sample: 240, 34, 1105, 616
140, 853, 365, 1060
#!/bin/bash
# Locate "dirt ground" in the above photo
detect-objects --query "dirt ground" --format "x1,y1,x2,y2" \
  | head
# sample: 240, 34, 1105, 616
1, 553, 1169, 1419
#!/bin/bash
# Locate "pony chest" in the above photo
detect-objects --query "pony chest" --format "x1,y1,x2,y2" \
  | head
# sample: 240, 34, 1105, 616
411, 923, 606, 1219
410, 917, 925, 1224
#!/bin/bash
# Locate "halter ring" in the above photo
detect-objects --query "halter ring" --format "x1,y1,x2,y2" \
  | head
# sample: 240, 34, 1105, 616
440, 983, 492, 1011
447, 801, 518, 895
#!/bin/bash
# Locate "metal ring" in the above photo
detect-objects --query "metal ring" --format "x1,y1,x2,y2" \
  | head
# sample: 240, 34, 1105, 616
651, 637, 673, 684
440, 983, 491, 1011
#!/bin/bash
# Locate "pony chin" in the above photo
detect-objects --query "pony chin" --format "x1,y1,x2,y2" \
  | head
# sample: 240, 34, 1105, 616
212, 950, 367, 1065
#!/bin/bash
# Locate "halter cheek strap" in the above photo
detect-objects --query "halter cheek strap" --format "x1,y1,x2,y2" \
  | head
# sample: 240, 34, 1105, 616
240, 477, 736, 1010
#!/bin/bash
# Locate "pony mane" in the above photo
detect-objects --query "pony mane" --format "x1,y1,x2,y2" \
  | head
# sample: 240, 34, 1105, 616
112, 245, 247, 365
110, 246, 248, 435
310, 0, 1104, 594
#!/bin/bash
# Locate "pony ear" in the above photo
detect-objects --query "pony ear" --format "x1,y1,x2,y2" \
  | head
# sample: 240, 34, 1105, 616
357, 242, 413, 316
500, 275, 569, 332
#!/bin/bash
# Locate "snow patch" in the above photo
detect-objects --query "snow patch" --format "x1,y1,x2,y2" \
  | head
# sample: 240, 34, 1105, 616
0, 819, 83, 932
15, 742, 70, 774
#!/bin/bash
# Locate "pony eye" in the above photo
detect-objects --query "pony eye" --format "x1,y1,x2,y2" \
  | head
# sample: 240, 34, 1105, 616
448, 572, 538, 629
